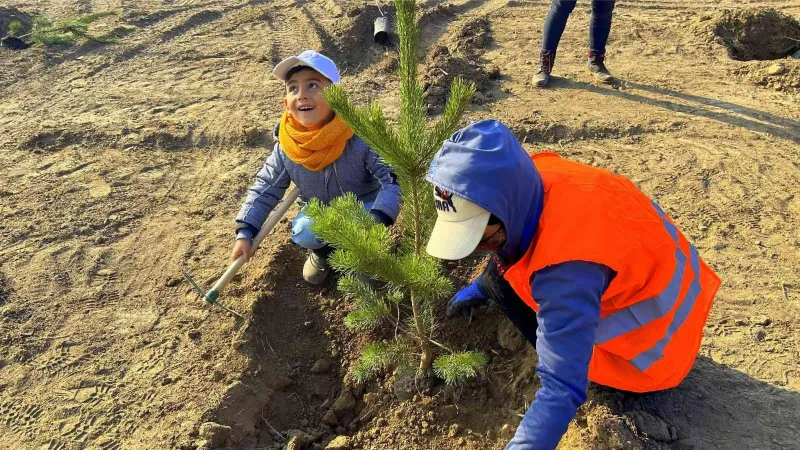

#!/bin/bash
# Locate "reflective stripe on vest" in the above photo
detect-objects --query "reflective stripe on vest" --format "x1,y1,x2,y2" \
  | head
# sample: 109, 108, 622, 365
593, 201, 703, 372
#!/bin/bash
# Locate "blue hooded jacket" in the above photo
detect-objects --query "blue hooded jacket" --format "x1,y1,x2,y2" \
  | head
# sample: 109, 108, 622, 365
427, 120, 613, 450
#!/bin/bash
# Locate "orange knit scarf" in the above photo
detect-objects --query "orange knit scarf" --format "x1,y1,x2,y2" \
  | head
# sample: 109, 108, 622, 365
278, 111, 354, 172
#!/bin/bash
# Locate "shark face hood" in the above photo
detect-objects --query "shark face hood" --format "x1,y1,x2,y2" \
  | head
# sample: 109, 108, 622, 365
426, 120, 544, 262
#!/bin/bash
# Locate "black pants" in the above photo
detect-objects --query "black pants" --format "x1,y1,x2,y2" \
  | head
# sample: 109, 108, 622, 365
481, 258, 539, 347
542, 0, 617, 54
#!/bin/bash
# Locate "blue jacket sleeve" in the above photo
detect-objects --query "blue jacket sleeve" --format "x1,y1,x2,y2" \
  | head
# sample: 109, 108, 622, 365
505, 261, 613, 450
235, 145, 292, 239
363, 148, 401, 223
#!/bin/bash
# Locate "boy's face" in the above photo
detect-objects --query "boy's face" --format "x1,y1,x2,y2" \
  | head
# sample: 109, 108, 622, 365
284, 69, 334, 129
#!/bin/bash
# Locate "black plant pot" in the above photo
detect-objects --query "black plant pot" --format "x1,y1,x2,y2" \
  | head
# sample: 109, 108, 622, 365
374, 16, 390, 46
1, 36, 30, 50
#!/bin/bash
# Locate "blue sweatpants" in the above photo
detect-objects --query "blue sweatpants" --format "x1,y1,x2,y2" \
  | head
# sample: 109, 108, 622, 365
291, 199, 375, 250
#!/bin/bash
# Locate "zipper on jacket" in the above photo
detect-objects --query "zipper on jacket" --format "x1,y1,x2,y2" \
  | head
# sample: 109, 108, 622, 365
333, 161, 345, 195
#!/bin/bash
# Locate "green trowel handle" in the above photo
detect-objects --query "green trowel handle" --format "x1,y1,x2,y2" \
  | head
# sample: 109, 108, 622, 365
208, 186, 301, 297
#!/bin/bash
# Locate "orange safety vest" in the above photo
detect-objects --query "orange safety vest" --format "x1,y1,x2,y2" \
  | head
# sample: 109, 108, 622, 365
504, 153, 721, 393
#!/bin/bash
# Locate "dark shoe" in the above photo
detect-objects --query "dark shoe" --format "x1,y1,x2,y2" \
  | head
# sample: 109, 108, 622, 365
303, 250, 330, 285
532, 50, 555, 87
587, 51, 614, 83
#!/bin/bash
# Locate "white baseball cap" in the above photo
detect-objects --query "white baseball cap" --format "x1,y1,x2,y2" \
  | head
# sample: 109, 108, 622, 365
272, 50, 341, 84
426, 186, 491, 260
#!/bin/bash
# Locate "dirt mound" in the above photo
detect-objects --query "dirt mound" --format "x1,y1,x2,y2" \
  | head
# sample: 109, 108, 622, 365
730, 60, 800, 93
422, 45, 495, 112
710, 8, 800, 60
422, 18, 499, 113
0, 7, 31, 39
444, 16, 491, 57
422, 17, 500, 114
306, 3, 395, 74
509, 115, 666, 144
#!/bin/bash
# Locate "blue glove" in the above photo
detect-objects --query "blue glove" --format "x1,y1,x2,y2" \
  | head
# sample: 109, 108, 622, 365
446, 277, 489, 320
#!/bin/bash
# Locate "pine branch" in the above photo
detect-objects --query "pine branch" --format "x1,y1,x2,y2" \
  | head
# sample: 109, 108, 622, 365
433, 351, 488, 386
339, 274, 379, 305
323, 85, 414, 178
399, 253, 452, 300
396, 0, 427, 170
339, 275, 392, 332
350, 341, 414, 384
423, 77, 476, 165
307, 195, 416, 284
345, 303, 391, 332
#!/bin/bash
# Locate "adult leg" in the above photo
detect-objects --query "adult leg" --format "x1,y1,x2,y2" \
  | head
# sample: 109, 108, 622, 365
587, 0, 616, 83
481, 258, 539, 347
534, 0, 578, 87
542, 0, 578, 53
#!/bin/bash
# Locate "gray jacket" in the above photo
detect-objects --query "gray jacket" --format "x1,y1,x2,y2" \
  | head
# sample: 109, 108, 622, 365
235, 135, 401, 239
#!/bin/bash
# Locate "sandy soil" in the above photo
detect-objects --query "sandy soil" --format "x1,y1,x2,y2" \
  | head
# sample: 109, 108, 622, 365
1, 1, 799, 449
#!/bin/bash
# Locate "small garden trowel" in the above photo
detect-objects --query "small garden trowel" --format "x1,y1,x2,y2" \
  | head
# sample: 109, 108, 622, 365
183, 186, 301, 318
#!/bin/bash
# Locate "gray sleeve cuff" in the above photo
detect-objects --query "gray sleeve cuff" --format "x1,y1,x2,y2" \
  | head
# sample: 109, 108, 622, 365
236, 224, 256, 241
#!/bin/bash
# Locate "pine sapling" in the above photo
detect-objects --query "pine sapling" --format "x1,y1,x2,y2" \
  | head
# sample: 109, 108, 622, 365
306, 0, 486, 386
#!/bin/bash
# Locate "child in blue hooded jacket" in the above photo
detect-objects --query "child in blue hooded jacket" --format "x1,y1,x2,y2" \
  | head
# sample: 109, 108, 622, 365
425, 120, 719, 449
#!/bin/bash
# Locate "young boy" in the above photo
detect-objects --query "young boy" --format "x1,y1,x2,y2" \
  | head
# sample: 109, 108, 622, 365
231, 50, 401, 285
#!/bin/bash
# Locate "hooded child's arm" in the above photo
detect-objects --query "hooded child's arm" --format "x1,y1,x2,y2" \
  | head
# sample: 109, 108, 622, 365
235, 146, 292, 240
505, 261, 612, 450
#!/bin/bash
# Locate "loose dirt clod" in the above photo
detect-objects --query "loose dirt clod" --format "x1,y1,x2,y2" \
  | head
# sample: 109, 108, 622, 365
711, 8, 800, 60
729, 59, 800, 93
199, 422, 232, 448
445, 17, 491, 57
311, 358, 332, 374
326, 435, 350, 449
497, 318, 525, 351
624, 410, 673, 442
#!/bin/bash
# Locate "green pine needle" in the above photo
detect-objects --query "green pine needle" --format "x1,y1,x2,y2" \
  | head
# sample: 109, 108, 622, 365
339, 275, 392, 332
424, 77, 476, 163
8, 20, 22, 36
433, 351, 489, 386
344, 304, 389, 332
350, 341, 413, 384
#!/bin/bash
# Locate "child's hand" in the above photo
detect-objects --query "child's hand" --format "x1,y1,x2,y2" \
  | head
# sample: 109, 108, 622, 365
231, 239, 252, 263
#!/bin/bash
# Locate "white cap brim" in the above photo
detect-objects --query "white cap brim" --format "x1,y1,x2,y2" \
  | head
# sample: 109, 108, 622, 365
272, 50, 341, 84
426, 210, 491, 260
273, 56, 304, 81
